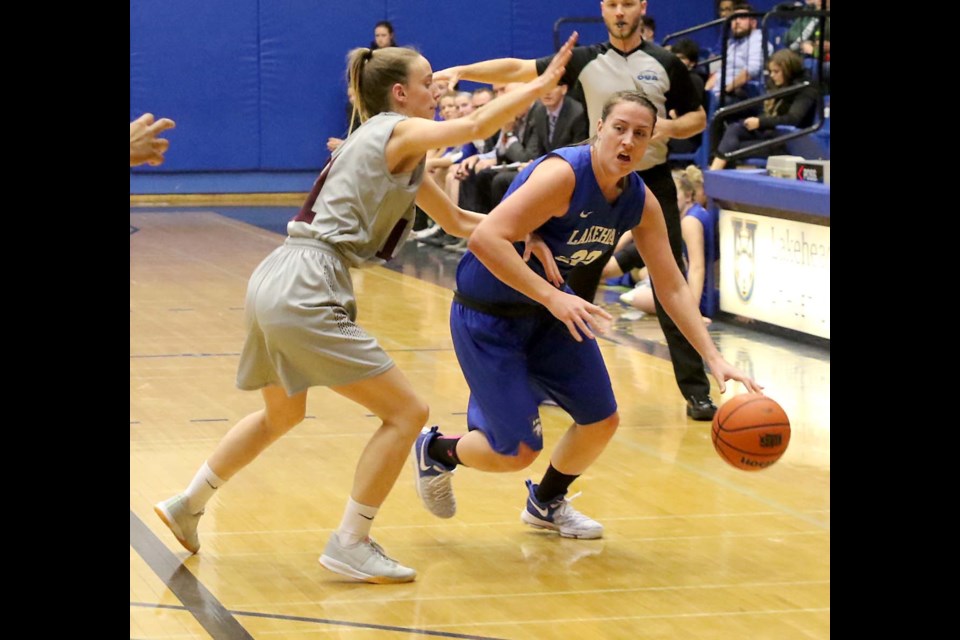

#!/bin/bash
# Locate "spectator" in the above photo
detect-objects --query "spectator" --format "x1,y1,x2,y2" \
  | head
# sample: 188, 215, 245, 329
710, 48, 817, 169
641, 15, 656, 43
370, 20, 396, 49
785, 0, 829, 60
705, 3, 769, 102
620, 166, 718, 322
666, 38, 706, 157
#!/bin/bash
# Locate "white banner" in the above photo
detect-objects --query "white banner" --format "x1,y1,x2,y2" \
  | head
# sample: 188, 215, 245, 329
719, 210, 830, 339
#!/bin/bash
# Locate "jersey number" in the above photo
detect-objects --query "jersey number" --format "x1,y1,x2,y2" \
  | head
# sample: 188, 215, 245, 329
566, 249, 603, 266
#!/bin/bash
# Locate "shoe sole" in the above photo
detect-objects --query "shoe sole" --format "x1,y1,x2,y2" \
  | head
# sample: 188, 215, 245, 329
410, 437, 456, 519
318, 555, 416, 584
154, 503, 200, 554
520, 510, 603, 540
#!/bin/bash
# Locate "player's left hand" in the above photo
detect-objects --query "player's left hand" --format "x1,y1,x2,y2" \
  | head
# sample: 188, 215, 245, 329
523, 233, 563, 287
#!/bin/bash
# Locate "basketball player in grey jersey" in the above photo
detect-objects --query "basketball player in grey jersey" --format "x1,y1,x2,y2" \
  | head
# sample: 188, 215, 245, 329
155, 36, 577, 584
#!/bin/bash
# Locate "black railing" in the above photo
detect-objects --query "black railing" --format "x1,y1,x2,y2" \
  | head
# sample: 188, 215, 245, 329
712, 9, 828, 161
661, 17, 725, 74
552, 10, 830, 164
712, 81, 822, 160
552, 17, 603, 51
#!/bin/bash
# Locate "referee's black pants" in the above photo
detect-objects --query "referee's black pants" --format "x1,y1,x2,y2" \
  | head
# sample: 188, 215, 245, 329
565, 162, 711, 400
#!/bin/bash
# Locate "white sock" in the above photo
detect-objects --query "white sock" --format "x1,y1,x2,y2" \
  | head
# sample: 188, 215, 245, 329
336, 497, 379, 546
184, 461, 225, 514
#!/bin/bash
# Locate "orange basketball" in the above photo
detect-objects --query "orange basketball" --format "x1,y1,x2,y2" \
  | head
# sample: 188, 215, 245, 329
711, 393, 791, 471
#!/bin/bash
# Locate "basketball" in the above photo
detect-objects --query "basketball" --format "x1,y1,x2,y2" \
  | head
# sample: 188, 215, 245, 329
711, 393, 790, 471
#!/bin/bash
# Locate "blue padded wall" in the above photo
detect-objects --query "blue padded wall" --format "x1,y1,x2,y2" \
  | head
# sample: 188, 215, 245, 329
130, 0, 260, 171
259, 0, 385, 170
131, 0, 782, 175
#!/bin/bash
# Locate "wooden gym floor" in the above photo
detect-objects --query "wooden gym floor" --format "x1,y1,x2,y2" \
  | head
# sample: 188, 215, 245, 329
130, 205, 829, 640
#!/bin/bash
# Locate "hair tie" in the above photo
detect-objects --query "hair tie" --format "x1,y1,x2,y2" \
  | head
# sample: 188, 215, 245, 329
363, 49, 374, 62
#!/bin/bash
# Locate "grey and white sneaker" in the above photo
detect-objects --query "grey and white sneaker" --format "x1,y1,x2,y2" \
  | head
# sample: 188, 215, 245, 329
154, 494, 204, 553
319, 534, 416, 584
520, 479, 603, 539
411, 426, 456, 518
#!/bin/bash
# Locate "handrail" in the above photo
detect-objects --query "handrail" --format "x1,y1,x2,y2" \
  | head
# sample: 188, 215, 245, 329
662, 17, 727, 46
552, 10, 830, 163
709, 9, 830, 161
552, 17, 603, 51
662, 18, 725, 73
712, 81, 823, 161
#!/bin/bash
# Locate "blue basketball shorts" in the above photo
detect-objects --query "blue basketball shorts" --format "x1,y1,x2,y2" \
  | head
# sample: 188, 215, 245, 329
450, 302, 617, 456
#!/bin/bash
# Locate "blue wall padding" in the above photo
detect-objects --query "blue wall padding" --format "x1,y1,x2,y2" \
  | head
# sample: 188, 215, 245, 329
130, 0, 261, 171
259, 0, 386, 169
131, 0, 778, 174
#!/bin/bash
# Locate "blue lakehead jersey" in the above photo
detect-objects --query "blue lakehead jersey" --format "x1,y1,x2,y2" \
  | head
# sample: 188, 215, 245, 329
455, 144, 647, 305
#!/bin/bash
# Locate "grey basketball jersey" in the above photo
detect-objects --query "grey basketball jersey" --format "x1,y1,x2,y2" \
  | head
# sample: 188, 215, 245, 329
288, 112, 426, 268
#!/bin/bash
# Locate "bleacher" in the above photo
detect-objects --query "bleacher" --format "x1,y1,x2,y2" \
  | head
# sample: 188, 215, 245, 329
659, 4, 830, 170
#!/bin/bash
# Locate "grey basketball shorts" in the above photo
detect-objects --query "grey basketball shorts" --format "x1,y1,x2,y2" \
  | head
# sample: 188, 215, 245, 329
236, 237, 394, 394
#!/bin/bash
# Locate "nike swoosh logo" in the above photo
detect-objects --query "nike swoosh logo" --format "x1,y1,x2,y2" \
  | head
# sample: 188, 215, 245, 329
579, 211, 592, 218
418, 438, 433, 472
205, 479, 219, 490
359, 514, 374, 520
531, 502, 550, 518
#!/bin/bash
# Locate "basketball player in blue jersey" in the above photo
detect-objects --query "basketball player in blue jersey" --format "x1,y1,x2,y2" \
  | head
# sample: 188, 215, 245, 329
413, 91, 760, 538
436, 0, 721, 422
153, 35, 578, 584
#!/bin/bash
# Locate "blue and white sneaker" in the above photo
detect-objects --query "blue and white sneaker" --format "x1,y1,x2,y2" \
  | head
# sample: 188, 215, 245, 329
411, 426, 456, 518
520, 479, 603, 539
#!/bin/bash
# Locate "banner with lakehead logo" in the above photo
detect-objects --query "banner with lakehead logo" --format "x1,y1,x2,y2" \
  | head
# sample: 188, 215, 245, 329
719, 210, 830, 339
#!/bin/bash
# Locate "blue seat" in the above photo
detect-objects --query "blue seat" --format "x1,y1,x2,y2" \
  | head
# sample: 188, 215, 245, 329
776, 125, 829, 160
669, 92, 715, 169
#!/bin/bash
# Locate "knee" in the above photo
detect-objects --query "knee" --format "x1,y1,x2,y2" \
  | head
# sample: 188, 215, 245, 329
402, 398, 430, 431
266, 405, 306, 433
718, 125, 745, 153
502, 443, 540, 471
516, 443, 541, 469
587, 413, 619, 443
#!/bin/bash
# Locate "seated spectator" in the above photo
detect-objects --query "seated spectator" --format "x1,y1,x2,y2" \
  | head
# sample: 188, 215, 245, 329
425, 91, 464, 183
667, 38, 707, 157
785, 0, 829, 60
488, 81, 588, 205
710, 48, 817, 170
641, 16, 656, 44
619, 166, 718, 322
533, 81, 588, 151
431, 79, 453, 120
370, 20, 397, 49
716, 0, 736, 22
706, 0, 740, 74
705, 2, 769, 103
454, 91, 474, 117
